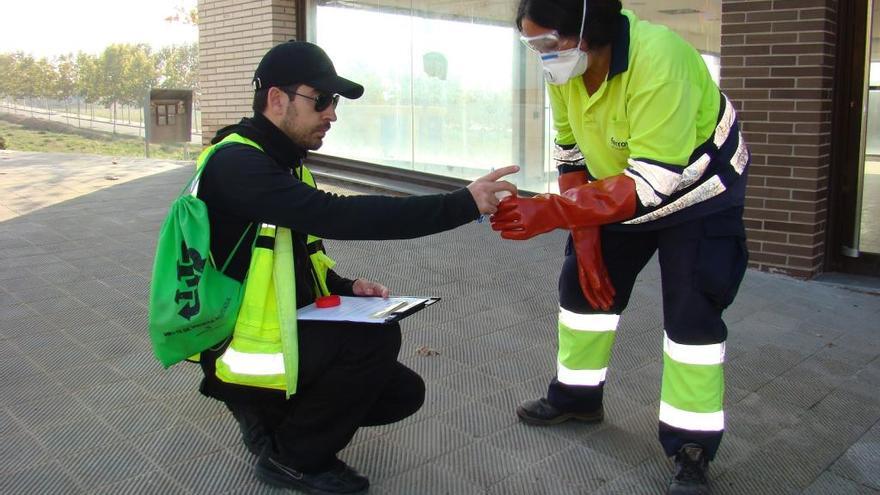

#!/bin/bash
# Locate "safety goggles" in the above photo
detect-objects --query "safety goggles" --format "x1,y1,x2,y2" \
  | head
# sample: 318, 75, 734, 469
282, 89, 340, 112
520, 30, 572, 54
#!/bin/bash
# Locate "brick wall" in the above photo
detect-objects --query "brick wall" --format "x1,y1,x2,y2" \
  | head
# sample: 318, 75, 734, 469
198, 0, 297, 145
720, 0, 838, 278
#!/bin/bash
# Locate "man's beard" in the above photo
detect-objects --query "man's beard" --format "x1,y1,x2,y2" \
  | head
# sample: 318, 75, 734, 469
281, 110, 323, 151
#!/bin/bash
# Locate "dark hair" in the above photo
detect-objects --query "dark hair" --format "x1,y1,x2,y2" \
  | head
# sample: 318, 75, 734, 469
252, 88, 270, 113
252, 84, 300, 113
515, 0, 622, 49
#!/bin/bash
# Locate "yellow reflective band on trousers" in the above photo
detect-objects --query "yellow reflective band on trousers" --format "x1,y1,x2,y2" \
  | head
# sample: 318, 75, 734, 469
659, 333, 725, 432
556, 308, 619, 387
216, 224, 287, 390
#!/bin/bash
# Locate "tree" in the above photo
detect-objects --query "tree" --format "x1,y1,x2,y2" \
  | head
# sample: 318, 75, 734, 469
75, 52, 102, 104
156, 43, 199, 94
55, 54, 78, 101
54, 54, 78, 122
0, 53, 15, 103
8, 53, 35, 103
165, 5, 198, 25
99, 44, 158, 132
34, 57, 58, 110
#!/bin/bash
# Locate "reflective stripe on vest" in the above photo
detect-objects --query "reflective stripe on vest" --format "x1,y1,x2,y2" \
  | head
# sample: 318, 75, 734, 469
215, 223, 287, 390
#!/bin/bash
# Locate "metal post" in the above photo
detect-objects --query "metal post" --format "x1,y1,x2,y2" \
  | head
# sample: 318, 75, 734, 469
144, 93, 151, 159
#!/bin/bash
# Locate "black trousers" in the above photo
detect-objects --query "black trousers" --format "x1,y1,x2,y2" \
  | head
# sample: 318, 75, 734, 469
549, 206, 748, 459
224, 321, 425, 472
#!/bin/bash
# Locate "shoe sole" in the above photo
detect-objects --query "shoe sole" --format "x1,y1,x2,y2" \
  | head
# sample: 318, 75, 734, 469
516, 407, 604, 426
255, 464, 368, 495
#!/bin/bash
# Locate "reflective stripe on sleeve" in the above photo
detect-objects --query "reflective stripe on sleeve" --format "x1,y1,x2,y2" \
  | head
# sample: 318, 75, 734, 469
624, 175, 727, 225
624, 168, 663, 207
659, 401, 724, 432
675, 154, 711, 192
713, 96, 735, 148
219, 347, 285, 376
626, 158, 683, 198
733, 130, 749, 174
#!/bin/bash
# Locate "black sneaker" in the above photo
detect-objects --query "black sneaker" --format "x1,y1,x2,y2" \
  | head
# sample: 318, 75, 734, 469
255, 454, 369, 494
668, 443, 710, 495
516, 398, 604, 426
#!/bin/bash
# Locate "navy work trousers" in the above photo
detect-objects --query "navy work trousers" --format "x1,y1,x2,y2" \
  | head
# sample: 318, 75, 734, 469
549, 206, 748, 459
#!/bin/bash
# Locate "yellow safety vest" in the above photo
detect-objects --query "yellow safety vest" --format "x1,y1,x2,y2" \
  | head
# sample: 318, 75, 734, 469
197, 133, 335, 396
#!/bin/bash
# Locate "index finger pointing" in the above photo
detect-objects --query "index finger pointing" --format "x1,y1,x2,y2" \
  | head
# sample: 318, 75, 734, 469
483, 165, 519, 182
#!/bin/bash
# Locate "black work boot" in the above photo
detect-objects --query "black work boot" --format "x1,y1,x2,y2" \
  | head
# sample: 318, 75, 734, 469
516, 397, 604, 426
668, 443, 710, 495
256, 454, 369, 494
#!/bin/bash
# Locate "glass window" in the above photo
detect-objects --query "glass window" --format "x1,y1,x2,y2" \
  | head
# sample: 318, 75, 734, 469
858, 0, 879, 253
309, 0, 721, 193
157, 104, 167, 126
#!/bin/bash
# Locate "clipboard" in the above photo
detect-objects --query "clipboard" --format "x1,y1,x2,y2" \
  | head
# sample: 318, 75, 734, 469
297, 296, 441, 324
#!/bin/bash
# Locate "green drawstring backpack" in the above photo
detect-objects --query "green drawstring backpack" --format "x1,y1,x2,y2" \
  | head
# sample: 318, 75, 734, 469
148, 144, 251, 367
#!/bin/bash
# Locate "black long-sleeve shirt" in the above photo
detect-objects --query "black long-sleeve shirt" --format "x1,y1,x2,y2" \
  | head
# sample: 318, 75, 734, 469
198, 113, 479, 308
197, 113, 479, 402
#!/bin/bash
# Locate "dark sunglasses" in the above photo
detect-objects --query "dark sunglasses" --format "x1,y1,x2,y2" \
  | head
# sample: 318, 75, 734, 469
282, 89, 340, 112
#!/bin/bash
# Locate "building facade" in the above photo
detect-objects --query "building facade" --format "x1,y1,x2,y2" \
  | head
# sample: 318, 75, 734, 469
198, 0, 879, 279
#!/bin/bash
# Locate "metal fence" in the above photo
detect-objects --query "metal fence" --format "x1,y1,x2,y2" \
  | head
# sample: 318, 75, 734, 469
0, 97, 202, 144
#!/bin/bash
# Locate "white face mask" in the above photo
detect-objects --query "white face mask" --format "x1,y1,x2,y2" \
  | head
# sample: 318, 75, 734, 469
521, 0, 589, 85
540, 48, 588, 85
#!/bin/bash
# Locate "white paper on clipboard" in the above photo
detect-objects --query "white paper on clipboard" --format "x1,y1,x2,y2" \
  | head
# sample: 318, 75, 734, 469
297, 296, 439, 323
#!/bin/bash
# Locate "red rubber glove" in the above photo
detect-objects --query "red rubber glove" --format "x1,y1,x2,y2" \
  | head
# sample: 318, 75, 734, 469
559, 170, 615, 309
571, 227, 615, 311
491, 175, 637, 240
558, 169, 589, 194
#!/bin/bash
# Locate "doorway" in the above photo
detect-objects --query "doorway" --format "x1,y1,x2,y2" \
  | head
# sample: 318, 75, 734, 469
829, 0, 880, 276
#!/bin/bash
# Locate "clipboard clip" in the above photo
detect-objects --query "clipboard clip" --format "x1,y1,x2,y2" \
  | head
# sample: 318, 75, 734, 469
370, 301, 407, 319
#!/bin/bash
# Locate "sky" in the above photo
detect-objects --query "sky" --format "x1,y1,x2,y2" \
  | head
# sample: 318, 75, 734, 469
0, 0, 198, 59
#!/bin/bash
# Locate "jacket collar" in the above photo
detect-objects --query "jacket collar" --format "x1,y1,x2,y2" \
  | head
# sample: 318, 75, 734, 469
211, 112, 307, 171
607, 13, 631, 81
248, 113, 307, 170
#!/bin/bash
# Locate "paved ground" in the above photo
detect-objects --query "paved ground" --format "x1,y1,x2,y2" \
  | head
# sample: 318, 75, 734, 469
0, 150, 878, 494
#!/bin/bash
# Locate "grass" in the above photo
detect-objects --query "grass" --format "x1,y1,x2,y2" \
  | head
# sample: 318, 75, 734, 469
0, 113, 196, 161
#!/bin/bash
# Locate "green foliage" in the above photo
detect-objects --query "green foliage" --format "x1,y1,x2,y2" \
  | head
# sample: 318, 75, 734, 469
156, 43, 199, 97
99, 44, 158, 107
54, 54, 78, 100
75, 52, 102, 103
0, 43, 199, 106
0, 53, 13, 98
165, 6, 198, 25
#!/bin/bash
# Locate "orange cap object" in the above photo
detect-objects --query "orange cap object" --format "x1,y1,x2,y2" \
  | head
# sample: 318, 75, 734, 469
315, 294, 341, 308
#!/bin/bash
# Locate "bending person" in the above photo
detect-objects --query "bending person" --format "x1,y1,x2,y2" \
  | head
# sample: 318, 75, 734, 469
492, 2, 749, 494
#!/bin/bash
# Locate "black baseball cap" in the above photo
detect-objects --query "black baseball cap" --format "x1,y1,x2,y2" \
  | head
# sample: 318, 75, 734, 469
252, 41, 364, 99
